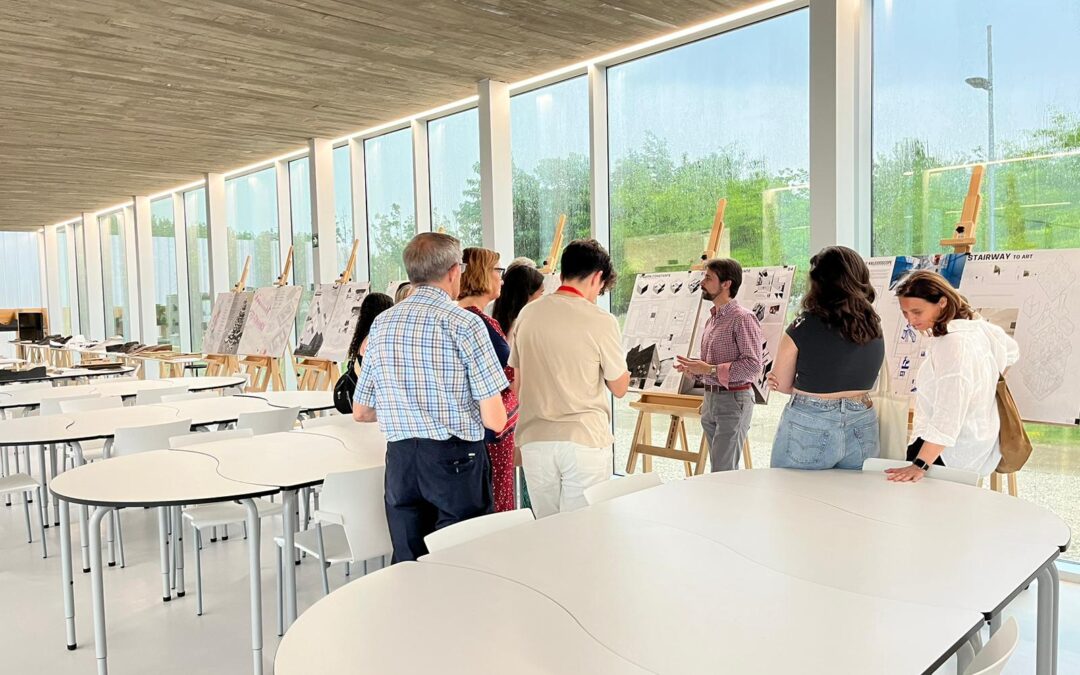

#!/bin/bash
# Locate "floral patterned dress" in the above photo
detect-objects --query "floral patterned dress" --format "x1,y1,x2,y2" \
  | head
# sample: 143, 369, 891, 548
463, 305, 518, 511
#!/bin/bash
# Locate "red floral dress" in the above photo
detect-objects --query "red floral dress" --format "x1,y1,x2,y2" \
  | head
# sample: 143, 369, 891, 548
463, 306, 518, 512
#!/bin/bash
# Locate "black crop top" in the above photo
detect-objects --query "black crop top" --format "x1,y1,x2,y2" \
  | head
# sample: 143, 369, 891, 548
786, 313, 884, 393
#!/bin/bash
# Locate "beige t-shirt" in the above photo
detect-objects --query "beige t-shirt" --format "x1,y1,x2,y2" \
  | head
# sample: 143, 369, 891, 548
509, 293, 627, 448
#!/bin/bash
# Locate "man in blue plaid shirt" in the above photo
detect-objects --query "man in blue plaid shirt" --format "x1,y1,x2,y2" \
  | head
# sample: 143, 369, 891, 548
353, 232, 508, 561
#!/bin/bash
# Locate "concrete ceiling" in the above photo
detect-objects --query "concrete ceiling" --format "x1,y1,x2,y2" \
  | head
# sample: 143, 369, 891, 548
0, 0, 765, 231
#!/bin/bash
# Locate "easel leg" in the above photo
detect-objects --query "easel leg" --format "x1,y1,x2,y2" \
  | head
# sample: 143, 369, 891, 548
742, 438, 753, 470
625, 412, 645, 474
1008, 472, 1018, 497
641, 414, 653, 473
990, 472, 1002, 492
677, 420, 692, 477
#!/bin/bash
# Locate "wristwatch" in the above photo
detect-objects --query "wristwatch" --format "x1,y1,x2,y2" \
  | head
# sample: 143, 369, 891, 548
709, 364, 717, 376
912, 458, 930, 472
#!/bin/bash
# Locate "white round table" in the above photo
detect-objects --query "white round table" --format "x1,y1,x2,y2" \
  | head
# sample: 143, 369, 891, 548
237, 390, 336, 415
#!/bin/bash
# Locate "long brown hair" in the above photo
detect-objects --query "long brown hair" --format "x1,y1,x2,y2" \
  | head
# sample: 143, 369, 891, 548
893, 270, 975, 337
800, 246, 882, 345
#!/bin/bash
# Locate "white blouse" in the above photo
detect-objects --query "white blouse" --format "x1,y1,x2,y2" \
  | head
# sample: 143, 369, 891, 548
911, 318, 1020, 476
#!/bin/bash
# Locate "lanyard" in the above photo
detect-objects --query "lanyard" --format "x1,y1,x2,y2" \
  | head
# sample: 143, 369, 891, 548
556, 285, 586, 299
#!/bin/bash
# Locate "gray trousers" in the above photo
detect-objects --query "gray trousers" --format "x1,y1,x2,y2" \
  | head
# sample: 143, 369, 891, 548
701, 389, 754, 472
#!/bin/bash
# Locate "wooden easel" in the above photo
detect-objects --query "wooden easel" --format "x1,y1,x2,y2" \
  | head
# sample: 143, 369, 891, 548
295, 239, 361, 391
240, 248, 293, 392
204, 255, 251, 378
539, 214, 567, 274
625, 198, 753, 476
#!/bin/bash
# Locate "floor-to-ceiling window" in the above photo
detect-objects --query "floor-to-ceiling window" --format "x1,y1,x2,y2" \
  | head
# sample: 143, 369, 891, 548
289, 156, 314, 336
184, 187, 211, 351
151, 197, 182, 347
511, 77, 591, 266
872, 0, 1080, 561
0, 231, 43, 307
56, 226, 73, 334
428, 109, 481, 248
333, 144, 355, 276
99, 212, 130, 337
226, 167, 280, 289
607, 9, 810, 476
365, 129, 416, 292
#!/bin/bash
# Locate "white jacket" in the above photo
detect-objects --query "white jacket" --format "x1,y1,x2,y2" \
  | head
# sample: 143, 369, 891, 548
911, 318, 1020, 475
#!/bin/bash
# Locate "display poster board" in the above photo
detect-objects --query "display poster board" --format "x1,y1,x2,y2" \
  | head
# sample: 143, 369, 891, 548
622, 271, 705, 393
295, 282, 371, 362
237, 286, 303, 357
203, 292, 252, 355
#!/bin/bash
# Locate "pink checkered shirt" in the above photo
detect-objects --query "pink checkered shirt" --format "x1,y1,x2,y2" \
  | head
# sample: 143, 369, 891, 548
698, 300, 764, 388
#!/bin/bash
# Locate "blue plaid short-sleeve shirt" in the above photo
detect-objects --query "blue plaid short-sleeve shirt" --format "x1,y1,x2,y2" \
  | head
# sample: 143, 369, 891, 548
354, 284, 509, 442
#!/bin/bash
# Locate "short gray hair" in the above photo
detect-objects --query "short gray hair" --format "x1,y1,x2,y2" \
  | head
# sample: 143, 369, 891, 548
403, 232, 462, 284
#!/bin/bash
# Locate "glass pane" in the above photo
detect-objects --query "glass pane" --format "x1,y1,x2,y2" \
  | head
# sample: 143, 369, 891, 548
151, 197, 181, 348
184, 188, 211, 351
428, 108, 482, 247
74, 223, 89, 333
290, 157, 314, 338
872, 0, 1080, 561
56, 227, 72, 334
511, 77, 591, 265
99, 212, 129, 337
226, 167, 280, 289
365, 129, 416, 292
0, 231, 42, 308
333, 145, 355, 276
608, 9, 810, 477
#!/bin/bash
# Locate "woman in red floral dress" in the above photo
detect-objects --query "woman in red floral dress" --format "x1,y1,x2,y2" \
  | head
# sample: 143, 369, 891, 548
459, 247, 518, 511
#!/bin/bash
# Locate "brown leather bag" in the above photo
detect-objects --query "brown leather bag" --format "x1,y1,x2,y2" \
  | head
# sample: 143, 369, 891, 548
995, 375, 1033, 474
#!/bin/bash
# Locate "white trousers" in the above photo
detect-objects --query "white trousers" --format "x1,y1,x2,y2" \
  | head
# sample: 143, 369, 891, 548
520, 441, 611, 519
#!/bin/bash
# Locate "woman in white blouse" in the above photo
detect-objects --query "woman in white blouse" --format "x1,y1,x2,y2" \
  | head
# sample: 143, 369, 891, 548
885, 270, 1019, 482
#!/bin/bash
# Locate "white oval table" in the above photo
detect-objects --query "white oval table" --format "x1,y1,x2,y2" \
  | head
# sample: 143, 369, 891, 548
0, 374, 247, 411
0, 365, 136, 385
237, 389, 336, 415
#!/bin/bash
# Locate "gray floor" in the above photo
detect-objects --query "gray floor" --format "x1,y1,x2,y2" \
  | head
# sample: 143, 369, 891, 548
0, 487, 1076, 673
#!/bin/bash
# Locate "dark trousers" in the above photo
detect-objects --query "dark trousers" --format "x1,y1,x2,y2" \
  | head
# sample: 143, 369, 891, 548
906, 437, 946, 466
385, 436, 493, 562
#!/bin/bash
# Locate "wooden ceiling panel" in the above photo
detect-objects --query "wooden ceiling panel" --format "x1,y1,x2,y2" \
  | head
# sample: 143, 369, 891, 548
0, 0, 759, 229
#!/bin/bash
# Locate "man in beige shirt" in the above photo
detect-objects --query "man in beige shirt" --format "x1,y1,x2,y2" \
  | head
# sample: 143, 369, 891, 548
510, 239, 630, 518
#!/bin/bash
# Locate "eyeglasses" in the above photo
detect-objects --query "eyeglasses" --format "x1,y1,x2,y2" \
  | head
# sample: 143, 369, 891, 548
494, 267, 505, 277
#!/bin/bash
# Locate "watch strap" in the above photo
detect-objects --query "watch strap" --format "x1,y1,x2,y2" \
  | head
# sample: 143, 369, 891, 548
912, 458, 930, 472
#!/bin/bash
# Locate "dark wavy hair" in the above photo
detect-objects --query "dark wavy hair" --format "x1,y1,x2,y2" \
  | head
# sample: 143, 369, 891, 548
893, 270, 975, 337
492, 264, 545, 335
800, 246, 882, 345
347, 292, 394, 361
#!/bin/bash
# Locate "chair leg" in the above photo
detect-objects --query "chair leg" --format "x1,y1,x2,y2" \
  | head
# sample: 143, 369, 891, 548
243, 520, 248, 540
22, 490, 32, 542
222, 523, 228, 541
194, 528, 204, 616
316, 524, 330, 595
36, 487, 47, 558
276, 545, 284, 637
345, 561, 351, 578
116, 511, 126, 568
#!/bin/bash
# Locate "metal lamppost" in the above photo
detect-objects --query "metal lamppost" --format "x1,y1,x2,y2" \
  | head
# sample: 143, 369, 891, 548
965, 24, 995, 249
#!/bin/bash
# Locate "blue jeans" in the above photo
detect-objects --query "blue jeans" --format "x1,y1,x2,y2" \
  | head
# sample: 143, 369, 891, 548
770, 394, 879, 470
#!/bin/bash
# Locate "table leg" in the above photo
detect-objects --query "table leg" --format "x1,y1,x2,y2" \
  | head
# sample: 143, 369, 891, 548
241, 499, 263, 675
282, 489, 298, 629
79, 505, 90, 573
1036, 564, 1058, 675
88, 506, 113, 675
173, 506, 186, 597
37, 444, 50, 528
157, 508, 171, 602
59, 499, 76, 650
1050, 562, 1060, 673
49, 444, 60, 526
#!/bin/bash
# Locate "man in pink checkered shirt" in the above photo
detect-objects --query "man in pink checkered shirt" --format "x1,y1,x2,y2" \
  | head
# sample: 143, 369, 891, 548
675, 258, 763, 471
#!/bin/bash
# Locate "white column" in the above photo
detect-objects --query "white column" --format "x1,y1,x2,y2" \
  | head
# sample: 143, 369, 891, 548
477, 79, 515, 262
205, 172, 230, 295
81, 212, 107, 340
121, 206, 141, 342
588, 64, 612, 312
411, 119, 432, 234
275, 159, 294, 280
132, 196, 157, 344
42, 228, 60, 332
308, 138, 339, 283
349, 138, 371, 281
64, 225, 81, 336
172, 193, 193, 353
809, 0, 872, 255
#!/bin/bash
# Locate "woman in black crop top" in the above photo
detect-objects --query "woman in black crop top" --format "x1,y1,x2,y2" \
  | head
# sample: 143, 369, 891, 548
767, 246, 885, 470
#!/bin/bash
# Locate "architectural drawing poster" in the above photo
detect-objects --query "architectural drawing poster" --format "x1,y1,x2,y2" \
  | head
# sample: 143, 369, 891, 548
316, 283, 371, 363
295, 284, 336, 358
202, 292, 251, 355
237, 285, 303, 357
622, 271, 705, 392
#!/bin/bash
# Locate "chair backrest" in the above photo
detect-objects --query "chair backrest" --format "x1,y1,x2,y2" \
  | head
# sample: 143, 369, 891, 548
135, 385, 190, 405
161, 390, 217, 403
2, 381, 53, 393
170, 427, 254, 449
59, 396, 124, 413
319, 467, 393, 562
861, 458, 980, 487
964, 617, 1019, 675
236, 406, 301, 435
423, 509, 535, 554
40, 394, 100, 416
300, 414, 352, 429
112, 419, 193, 457
584, 472, 663, 506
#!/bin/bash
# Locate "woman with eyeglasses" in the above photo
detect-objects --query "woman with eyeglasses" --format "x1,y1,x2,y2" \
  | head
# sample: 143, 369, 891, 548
459, 247, 517, 511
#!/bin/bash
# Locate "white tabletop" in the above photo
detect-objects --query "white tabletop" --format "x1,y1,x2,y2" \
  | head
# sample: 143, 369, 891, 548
48, 449, 278, 507
422, 507, 984, 674
295, 420, 387, 456
636, 469, 1069, 615
179, 430, 382, 489
0, 375, 246, 410
275, 561, 654, 675
0, 366, 137, 383
161, 395, 273, 425
238, 390, 335, 413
